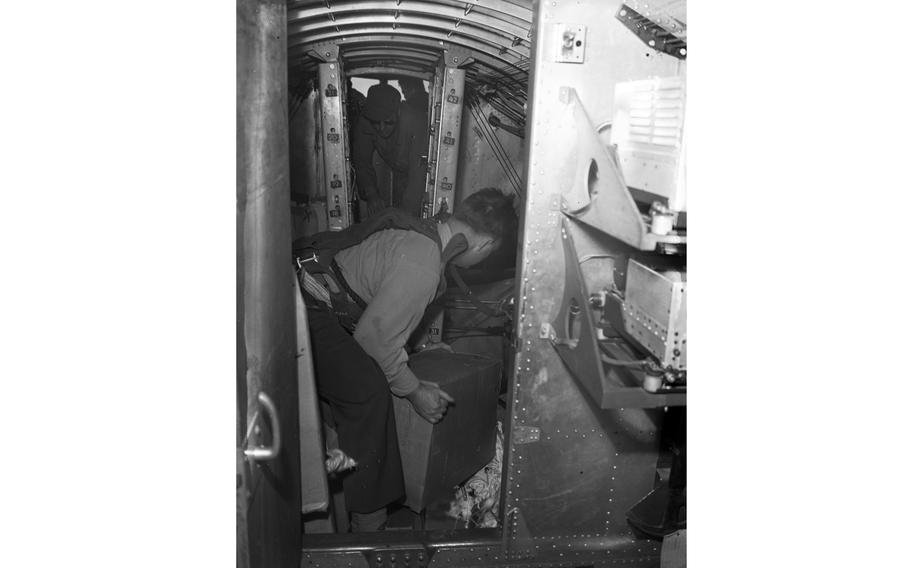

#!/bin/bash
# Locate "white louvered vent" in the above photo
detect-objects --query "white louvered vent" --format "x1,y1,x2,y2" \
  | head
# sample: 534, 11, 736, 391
611, 76, 686, 211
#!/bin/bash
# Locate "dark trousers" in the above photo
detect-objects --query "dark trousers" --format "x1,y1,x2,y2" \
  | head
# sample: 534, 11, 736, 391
304, 295, 405, 513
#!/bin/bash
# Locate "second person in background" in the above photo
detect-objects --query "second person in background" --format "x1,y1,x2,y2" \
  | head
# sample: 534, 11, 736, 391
352, 81, 429, 219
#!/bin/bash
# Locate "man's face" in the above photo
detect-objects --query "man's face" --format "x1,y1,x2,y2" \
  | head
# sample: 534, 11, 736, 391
369, 112, 399, 139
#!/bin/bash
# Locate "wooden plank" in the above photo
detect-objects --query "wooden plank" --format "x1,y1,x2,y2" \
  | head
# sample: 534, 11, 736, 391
296, 276, 330, 514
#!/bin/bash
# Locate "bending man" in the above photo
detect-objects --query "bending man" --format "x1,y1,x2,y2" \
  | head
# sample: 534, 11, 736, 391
295, 188, 518, 531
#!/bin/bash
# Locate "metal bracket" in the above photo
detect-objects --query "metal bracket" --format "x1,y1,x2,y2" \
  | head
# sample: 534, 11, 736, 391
243, 392, 282, 461
306, 43, 340, 62
442, 45, 473, 68
555, 86, 684, 251
550, 218, 686, 409
616, 5, 687, 59
427, 55, 466, 221
539, 322, 556, 340
363, 545, 432, 568
512, 425, 540, 445
553, 23, 587, 63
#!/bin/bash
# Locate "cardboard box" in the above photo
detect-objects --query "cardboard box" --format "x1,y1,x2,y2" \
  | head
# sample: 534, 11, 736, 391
393, 350, 501, 512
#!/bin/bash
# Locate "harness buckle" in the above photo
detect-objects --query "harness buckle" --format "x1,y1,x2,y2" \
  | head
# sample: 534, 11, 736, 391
295, 251, 319, 271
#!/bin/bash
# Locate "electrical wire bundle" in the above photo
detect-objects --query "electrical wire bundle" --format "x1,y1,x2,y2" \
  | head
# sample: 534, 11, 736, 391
476, 80, 526, 129
465, 88, 524, 198
289, 89, 307, 121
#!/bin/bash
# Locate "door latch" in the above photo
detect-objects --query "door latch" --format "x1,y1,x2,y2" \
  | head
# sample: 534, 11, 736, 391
243, 392, 282, 461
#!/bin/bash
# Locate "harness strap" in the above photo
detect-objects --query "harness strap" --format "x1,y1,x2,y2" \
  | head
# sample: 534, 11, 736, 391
446, 263, 507, 319
330, 258, 368, 311
300, 269, 333, 307
295, 221, 469, 331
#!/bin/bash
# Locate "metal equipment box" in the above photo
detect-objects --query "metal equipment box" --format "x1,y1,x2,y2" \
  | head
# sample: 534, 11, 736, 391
622, 259, 687, 369
393, 350, 501, 512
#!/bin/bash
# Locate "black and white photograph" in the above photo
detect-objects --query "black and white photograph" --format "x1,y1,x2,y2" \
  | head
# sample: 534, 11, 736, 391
237, 2, 688, 565
6, 1, 909, 567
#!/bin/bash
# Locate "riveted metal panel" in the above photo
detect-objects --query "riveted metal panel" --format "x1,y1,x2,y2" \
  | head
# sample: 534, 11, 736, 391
301, 550, 368, 568
293, 50, 525, 94
288, 4, 530, 45
290, 17, 529, 60
520, 1, 682, 128
288, 0, 533, 29
285, 0, 535, 107
285, 0, 534, 90
288, 35, 530, 98
290, 29, 528, 71
431, 534, 662, 567
317, 61, 352, 230
502, 0, 685, 551
285, 1, 684, 565
428, 55, 467, 218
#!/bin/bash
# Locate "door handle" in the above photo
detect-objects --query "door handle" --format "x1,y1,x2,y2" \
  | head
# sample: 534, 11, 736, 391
244, 392, 282, 461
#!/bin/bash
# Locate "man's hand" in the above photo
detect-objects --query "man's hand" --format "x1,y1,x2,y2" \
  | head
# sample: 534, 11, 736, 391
405, 380, 455, 424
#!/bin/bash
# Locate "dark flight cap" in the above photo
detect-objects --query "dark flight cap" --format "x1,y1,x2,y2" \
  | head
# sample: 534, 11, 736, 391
363, 83, 401, 121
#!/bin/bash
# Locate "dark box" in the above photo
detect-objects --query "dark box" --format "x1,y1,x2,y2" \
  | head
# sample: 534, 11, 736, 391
393, 350, 501, 512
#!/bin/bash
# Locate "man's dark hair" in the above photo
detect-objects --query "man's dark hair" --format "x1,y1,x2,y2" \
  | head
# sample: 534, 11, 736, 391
453, 187, 518, 243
